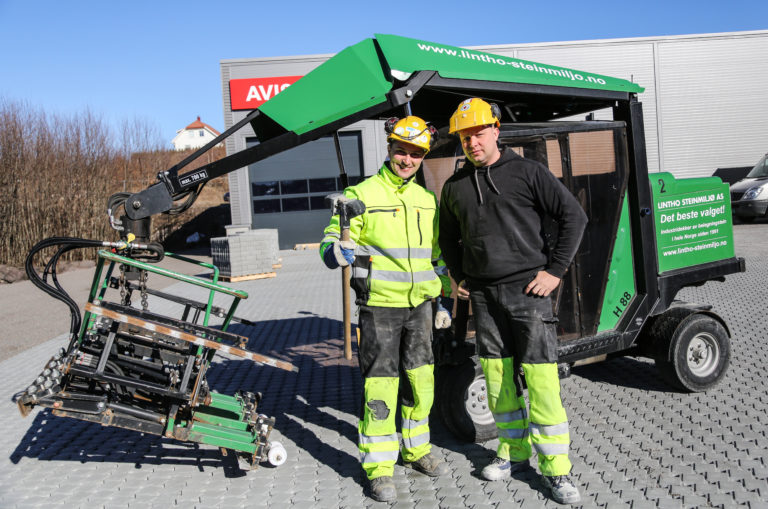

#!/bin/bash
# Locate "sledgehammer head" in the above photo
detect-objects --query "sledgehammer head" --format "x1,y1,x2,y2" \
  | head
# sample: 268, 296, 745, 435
325, 193, 366, 223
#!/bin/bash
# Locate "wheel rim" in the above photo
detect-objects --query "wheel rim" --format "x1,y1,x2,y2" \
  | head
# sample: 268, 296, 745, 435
465, 377, 494, 425
686, 331, 720, 377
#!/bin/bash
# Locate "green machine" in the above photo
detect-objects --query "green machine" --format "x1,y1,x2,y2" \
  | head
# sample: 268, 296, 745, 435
20, 238, 296, 468
18, 34, 745, 455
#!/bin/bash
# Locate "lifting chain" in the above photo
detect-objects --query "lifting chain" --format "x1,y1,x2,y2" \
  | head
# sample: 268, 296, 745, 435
139, 269, 149, 311
119, 264, 130, 306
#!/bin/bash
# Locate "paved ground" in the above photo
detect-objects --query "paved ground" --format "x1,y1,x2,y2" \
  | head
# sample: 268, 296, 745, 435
0, 224, 766, 508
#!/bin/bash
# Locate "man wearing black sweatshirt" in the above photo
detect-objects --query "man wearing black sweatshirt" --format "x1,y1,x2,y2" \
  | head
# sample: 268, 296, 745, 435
439, 98, 588, 505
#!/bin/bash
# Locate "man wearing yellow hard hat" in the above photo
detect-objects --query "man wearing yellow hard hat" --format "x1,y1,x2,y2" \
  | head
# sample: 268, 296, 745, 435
439, 98, 588, 505
320, 116, 453, 502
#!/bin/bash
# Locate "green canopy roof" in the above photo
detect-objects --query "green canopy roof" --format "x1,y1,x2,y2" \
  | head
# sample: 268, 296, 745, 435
256, 34, 644, 138
376, 34, 643, 93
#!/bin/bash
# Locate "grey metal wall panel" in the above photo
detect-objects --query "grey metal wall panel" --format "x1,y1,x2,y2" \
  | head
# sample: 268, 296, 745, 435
509, 43, 659, 172
220, 64, 248, 227
364, 120, 389, 175
656, 34, 768, 178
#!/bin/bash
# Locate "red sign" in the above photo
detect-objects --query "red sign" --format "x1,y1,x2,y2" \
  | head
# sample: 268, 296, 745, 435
229, 76, 303, 110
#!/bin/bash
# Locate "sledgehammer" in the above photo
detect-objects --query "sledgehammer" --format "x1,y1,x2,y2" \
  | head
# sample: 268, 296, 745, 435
326, 194, 366, 360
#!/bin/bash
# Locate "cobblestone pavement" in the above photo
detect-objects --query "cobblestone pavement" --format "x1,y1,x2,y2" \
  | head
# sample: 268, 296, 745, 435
0, 225, 766, 508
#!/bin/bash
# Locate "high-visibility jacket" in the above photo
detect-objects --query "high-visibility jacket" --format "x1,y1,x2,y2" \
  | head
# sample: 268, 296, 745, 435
321, 163, 451, 307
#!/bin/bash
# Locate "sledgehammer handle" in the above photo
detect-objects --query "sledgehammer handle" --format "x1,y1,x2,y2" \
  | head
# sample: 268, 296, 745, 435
334, 131, 353, 361
341, 227, 353, 360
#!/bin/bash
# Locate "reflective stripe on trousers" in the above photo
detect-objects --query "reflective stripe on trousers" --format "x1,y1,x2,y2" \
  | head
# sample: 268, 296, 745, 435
359, 432, 400, 466
480, 358, 572, 476
400, 364, 434, 462
530, 422, 570, 456
401, 416, 430, 450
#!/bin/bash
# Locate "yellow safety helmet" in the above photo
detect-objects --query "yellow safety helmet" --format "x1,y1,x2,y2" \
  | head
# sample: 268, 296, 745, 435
384, 116, 437, 153
449, 98, 501, 134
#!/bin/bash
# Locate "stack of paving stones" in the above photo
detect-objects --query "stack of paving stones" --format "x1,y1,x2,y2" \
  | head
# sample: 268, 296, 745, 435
1, 225, 767, 507
210, 228, 279, 278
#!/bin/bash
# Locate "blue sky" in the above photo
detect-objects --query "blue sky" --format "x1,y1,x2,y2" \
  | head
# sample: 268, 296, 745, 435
1, 0, 766, 148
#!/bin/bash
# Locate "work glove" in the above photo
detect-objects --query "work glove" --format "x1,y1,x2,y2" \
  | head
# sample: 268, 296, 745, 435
322, 239, 356, 269
434, 296, 453, 329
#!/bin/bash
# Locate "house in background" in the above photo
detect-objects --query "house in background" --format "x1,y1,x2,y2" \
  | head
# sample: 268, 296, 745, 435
172, 116, 221, 150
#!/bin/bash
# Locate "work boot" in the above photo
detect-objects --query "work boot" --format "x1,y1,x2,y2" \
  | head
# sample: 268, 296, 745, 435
542, 474, 581, 504
481, 456, 529, 481
368, 476, 396, 502
403, 452, 449, 477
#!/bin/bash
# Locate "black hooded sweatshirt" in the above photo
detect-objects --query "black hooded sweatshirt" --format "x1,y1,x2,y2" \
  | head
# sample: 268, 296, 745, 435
439, 148, 588, 287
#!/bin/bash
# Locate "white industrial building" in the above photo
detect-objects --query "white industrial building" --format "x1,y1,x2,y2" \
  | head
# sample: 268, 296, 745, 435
219, 30, 768, 248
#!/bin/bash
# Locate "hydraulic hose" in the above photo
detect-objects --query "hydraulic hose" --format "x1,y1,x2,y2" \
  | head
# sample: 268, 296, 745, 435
44, 244, 84, 336
26, 235, 165, 352
25, 237, 105, 350
166, 182, 206, 216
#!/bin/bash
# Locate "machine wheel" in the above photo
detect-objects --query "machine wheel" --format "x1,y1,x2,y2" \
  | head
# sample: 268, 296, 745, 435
267, 441, 287, 466
436, 357, 497, 443
654, 314, 730, 392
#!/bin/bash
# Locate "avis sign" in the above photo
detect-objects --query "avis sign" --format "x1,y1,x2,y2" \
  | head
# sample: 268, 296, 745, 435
229, 76, 302, 110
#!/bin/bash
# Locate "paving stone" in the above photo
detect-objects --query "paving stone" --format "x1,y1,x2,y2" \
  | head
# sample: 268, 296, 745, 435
468, 503, 495, 509
732, 489, 767, 507
517, 498, 546, 509
618, 489, 646, 506
439, 496, 466, 507
409, 487, 436, 498
408, 475, 434, 488
643, 487, 668, 500
678, 494, 708, 507
709, 492, 738, 508
316, 499, 348, 509
436, 486, 462, 499
654, 497, 682, 509
210, 494, 249, 507
413, 500, 440, 509
595, 491, 628, 507
340, 490, 369, 506
629, 500, 658, 509
487, 489, 514, 504
610, 479, 636, 493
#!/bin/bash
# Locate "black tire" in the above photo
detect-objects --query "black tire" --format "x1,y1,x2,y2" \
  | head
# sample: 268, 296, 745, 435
435, 357, 497, 443
654, 314, 730, 392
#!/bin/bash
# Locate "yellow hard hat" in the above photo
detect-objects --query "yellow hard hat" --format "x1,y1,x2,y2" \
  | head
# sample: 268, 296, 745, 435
449, 98, 501, 134
385, 116, 436, 153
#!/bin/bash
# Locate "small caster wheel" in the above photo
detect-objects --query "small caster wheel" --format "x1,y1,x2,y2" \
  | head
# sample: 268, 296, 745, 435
267, 441, 287, 466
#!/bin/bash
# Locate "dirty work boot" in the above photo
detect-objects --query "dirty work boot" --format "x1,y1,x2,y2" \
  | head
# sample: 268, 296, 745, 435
403, 452, 449, 477
368, 476, 396, 502
542, 474, 581, 504
481, 456, 529, 481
